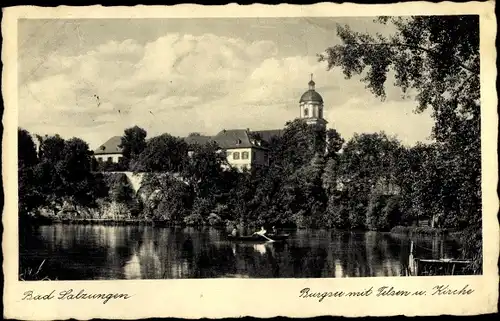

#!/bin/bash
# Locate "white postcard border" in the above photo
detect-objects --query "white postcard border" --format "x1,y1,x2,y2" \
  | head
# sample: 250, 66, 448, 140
2, 2, 498, 319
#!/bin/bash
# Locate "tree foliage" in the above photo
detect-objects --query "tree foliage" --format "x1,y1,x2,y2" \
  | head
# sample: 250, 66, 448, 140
21, 15, 482, 269
20, 132, 108, 219
120, 126, 147, 168
18, 128, 41, 217
134, 134, 188, 172
319, 15, 481, 262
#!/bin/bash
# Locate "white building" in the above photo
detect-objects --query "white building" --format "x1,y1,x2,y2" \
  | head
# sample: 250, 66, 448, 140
185, 129, 273, 171
93, 136, 124, 163
93, 76, 327, 171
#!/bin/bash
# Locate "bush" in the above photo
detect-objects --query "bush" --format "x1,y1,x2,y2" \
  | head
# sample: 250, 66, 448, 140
183, 213, 205, 226
292, 211, 312, 229
207, 213, 222, 226
390, 225, 447, 236
322, 201, 348, 229
459, 223, 482, 274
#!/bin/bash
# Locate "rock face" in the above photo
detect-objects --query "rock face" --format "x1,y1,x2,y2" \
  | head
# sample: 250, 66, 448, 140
33, 172, 186, 221
122, 172, 145, 195
36, 172, 143, 220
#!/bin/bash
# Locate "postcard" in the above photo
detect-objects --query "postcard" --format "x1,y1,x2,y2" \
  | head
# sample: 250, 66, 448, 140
2, 2, 498, 319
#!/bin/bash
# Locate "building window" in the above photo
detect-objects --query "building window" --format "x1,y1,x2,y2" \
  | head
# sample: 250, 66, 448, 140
252, 151, 255, 160
107, 157, 113, 162
319, 108, 323, 118
97, 157, 103, 162
264, 153, 269, 164
242, 151, 249, 159
304, 108, 309, 117
118, 157, 123, 162
233, 152, 240, 160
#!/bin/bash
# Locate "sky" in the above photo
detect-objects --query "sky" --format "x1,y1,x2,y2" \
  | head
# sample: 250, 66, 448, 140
18, 17, 434, 149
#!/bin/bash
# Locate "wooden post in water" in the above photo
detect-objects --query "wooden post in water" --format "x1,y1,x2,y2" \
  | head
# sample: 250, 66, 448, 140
409, 240, 415, 276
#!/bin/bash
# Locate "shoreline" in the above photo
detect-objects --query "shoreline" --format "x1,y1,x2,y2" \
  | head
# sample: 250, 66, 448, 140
21, 216, 461, 237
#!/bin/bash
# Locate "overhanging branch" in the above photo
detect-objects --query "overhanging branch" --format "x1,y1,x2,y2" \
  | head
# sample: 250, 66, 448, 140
349, 42, 478, 75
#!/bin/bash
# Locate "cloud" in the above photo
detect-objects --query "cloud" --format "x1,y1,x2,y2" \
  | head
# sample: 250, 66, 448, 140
19, 31, 433, 149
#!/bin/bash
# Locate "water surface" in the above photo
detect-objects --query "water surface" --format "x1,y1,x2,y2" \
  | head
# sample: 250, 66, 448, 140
19, 224, 461, 280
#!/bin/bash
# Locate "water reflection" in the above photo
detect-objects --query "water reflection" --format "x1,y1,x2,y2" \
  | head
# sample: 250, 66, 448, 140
253, 244, 267, 255
19, 225, 461, 280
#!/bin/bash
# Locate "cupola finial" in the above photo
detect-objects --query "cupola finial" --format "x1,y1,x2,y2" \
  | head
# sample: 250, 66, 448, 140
308, 73, 315, 90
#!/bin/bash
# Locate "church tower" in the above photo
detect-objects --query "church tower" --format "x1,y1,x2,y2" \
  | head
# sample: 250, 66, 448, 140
299, 74, 327, 130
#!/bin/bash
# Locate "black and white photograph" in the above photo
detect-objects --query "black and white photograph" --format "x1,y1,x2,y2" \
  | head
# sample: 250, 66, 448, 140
3, 3, 498, 319
14, 12, 486, 281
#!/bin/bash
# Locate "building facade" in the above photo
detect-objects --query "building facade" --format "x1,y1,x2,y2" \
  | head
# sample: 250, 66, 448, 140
93, 136, 124, 163
185, 129, 270, 171
93, 76, 327, 171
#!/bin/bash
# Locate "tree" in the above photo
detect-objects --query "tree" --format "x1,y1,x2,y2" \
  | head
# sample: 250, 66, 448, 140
334, 132, 402, 229
292, 153, 327, 227
339, 132, 401, 190
33, 135, 107, 214
119, 126, 147, 168
59, 138, 98, 207
320, 16, 481, 263
395, 143, 436, 225
36, 134, 65, 162
18, 128, 41, 218
33, 135, 67, 212
276, 119, 325, 172
182, 141, 227, 198
139, 172, 193, 222
319, 16, 479, 128
325, 128, 344, 159
134, 134, 188, 173
18, 128, 38, 168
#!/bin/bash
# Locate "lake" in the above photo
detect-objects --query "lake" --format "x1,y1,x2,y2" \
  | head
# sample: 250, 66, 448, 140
19, 224, 462, 280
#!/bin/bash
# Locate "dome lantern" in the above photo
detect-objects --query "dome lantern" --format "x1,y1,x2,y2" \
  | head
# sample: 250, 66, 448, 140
300, 73, 323, 104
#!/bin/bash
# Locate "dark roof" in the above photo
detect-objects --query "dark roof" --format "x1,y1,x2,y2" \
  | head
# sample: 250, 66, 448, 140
184, 135, 213, 146
300, 89, 323, 103
97, 129, 270, 155
94, 136, 122, 155
250, 129, 284, 143
213, 129, 254, 149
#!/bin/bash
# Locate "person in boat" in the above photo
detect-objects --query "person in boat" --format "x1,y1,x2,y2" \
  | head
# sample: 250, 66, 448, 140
271, 225, 277, 234
254, 226, 267, 236
231, 227, 239, 237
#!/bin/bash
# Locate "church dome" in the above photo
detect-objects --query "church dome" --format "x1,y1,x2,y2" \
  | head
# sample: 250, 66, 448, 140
299, 78, 323, 104
300, 89, 323, 103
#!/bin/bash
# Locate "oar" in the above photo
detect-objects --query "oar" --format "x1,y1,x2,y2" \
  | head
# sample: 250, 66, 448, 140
257, 233, 275, 243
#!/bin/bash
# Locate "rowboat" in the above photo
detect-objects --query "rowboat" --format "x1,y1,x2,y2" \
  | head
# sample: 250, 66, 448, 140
226, 233, 290, 242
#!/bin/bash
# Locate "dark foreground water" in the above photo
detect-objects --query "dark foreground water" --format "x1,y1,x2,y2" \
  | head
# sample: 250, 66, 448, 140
19, 224, 462, 280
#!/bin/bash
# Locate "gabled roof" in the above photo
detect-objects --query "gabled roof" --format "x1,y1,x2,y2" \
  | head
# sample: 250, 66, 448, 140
94, 136, 123, 155
213, 129, 254, 149
184, 135, 213, 146
96, 128, 272, 156
250, 129, 284, 143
